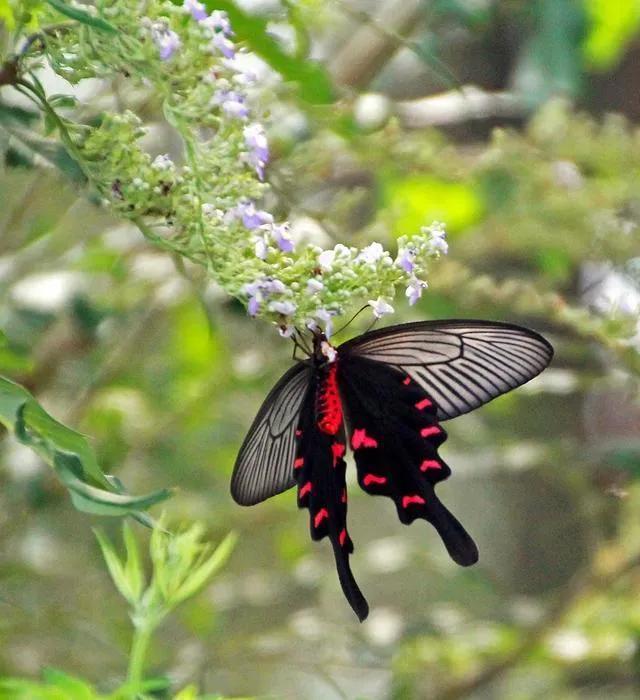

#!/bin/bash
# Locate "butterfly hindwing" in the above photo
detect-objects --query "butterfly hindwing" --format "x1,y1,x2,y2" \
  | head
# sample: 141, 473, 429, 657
338, 355, 478, 567
294, 371, 369, 621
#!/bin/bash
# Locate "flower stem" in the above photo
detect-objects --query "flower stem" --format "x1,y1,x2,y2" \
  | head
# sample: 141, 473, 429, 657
127, 622, 154, 690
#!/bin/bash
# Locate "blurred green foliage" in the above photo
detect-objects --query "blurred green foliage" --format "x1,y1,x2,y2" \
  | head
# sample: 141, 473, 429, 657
1, 1, 640, 699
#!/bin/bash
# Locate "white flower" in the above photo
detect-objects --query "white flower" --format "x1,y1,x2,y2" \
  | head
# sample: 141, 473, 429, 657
151, 154, 174, 170
318, 249, 336, 270
254, 236, 268, 260
278, 324, 295, 338
315, 308, 335, 337
269, 300, 297, 316
356, 242, 385, 264
368, 297, 394, 318
306, 278, 324, 293
422, 222, 448, 256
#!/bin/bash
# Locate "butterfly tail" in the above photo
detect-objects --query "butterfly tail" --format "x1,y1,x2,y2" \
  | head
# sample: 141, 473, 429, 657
330, 535, 369, 621
422, 486, 478, 566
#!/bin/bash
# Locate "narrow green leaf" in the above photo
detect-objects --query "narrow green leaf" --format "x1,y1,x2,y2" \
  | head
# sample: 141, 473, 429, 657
45, 0, 117, 33
94, 529, 136, 604
123, 522, 145, 603
200, 1, 335, 104
41, 668, 96, 699
173, 531, 237, 604
0, 376, 173, 519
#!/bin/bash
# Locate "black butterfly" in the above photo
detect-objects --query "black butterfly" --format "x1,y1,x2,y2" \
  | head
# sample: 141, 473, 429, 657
231, 320, 553, 621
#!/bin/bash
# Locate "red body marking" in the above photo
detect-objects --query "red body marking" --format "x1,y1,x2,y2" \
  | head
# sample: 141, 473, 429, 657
314, 508, 329, 527
415, 398, 432, 410
403, 376, 411, 385
351, 428, 378, 449
402, 494, 426, 508
299, 481, 312, 497
421, 426, 441, 438
420, 459, 441, 471
317, 364, 343, 435
363, 473, 387, 486
331, 442, 345, 466
294, 457, 304, 469
339, 528, 347, 546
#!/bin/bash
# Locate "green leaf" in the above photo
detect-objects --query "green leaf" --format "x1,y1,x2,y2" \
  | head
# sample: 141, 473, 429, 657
583, 0, 640, 70
123, 521, 145, 602
0, 376, 173, 518
201, 1, 335, 104
45, 0, 117, 33
40, 669, 96, 700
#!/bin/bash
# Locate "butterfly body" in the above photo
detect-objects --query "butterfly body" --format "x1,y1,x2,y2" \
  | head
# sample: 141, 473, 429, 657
232, 320, 553, 620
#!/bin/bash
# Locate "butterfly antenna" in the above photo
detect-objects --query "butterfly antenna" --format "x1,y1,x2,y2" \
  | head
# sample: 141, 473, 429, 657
292, 330, 312, 357
334, 305, 370, 337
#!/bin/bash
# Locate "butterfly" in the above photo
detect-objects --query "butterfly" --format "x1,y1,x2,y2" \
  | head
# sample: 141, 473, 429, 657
231, 320, 553, 621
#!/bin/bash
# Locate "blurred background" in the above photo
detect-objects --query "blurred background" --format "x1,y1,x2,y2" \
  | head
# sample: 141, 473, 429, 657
1, 0, 640, 698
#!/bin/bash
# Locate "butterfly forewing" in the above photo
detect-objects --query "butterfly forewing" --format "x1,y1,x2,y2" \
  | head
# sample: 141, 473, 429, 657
339, 320, 553, 420
231, 362, 312, 505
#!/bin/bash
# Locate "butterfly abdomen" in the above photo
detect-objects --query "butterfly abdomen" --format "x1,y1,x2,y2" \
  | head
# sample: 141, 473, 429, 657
316, 363, 343, 435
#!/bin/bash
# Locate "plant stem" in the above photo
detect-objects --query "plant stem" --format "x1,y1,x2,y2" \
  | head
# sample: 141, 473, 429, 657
127, 622, 154, 690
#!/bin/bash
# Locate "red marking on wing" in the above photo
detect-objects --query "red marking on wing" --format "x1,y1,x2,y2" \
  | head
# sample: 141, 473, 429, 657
341, 488, 347, 503
420, 426, 441, 438
299, 481, 312, 497
351, 428, 378, 449
317, 364, 343, 435
294, 457, 304, 469
339, 528, 347, 546
314, 508, 329, 528
331, 442, 346, 466
420, 459, 441, 471
363, 473, 387, 486
402, 494, 426, 508
403, 376, 411, 385
415, 398, 432, 410
295, 429, 302, 437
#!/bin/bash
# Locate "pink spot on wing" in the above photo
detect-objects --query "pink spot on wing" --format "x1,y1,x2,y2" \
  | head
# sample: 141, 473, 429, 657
363, 473, 387, 486
294, 457, 304, 469
331, 442, 346, 466
314, 508, 328, 528
299, 481, 312, 497
415, 398, 432, 410
339, 528, 347, 546
421, 426, 441, 438
402, 494, 426, 508
351, 428, 378, 449
295, 429, 302, 437
403, 376, 411, 385
420, 459, 441, 471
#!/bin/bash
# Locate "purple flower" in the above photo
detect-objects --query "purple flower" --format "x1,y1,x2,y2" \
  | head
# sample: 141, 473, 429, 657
183, 0, 207, 21
214, 90, 248, 119
422, 223, 448, 255
153, 28, 181, 61
279, 324, 295, 338
233, 200, 273, 229
396, 246, 416, 273
405, 278, 427, 306
242, 277, 286, 317
203, 10, 233, 36
270, 222, 294, 252
244, 123, 269, 180
212, 32, 235, 58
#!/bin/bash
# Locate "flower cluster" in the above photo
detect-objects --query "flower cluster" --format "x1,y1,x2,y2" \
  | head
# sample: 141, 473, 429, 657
32, 0, 447, 338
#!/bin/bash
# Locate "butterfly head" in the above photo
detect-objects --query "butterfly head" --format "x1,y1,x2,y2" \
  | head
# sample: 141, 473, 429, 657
311, 329, 338, 365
